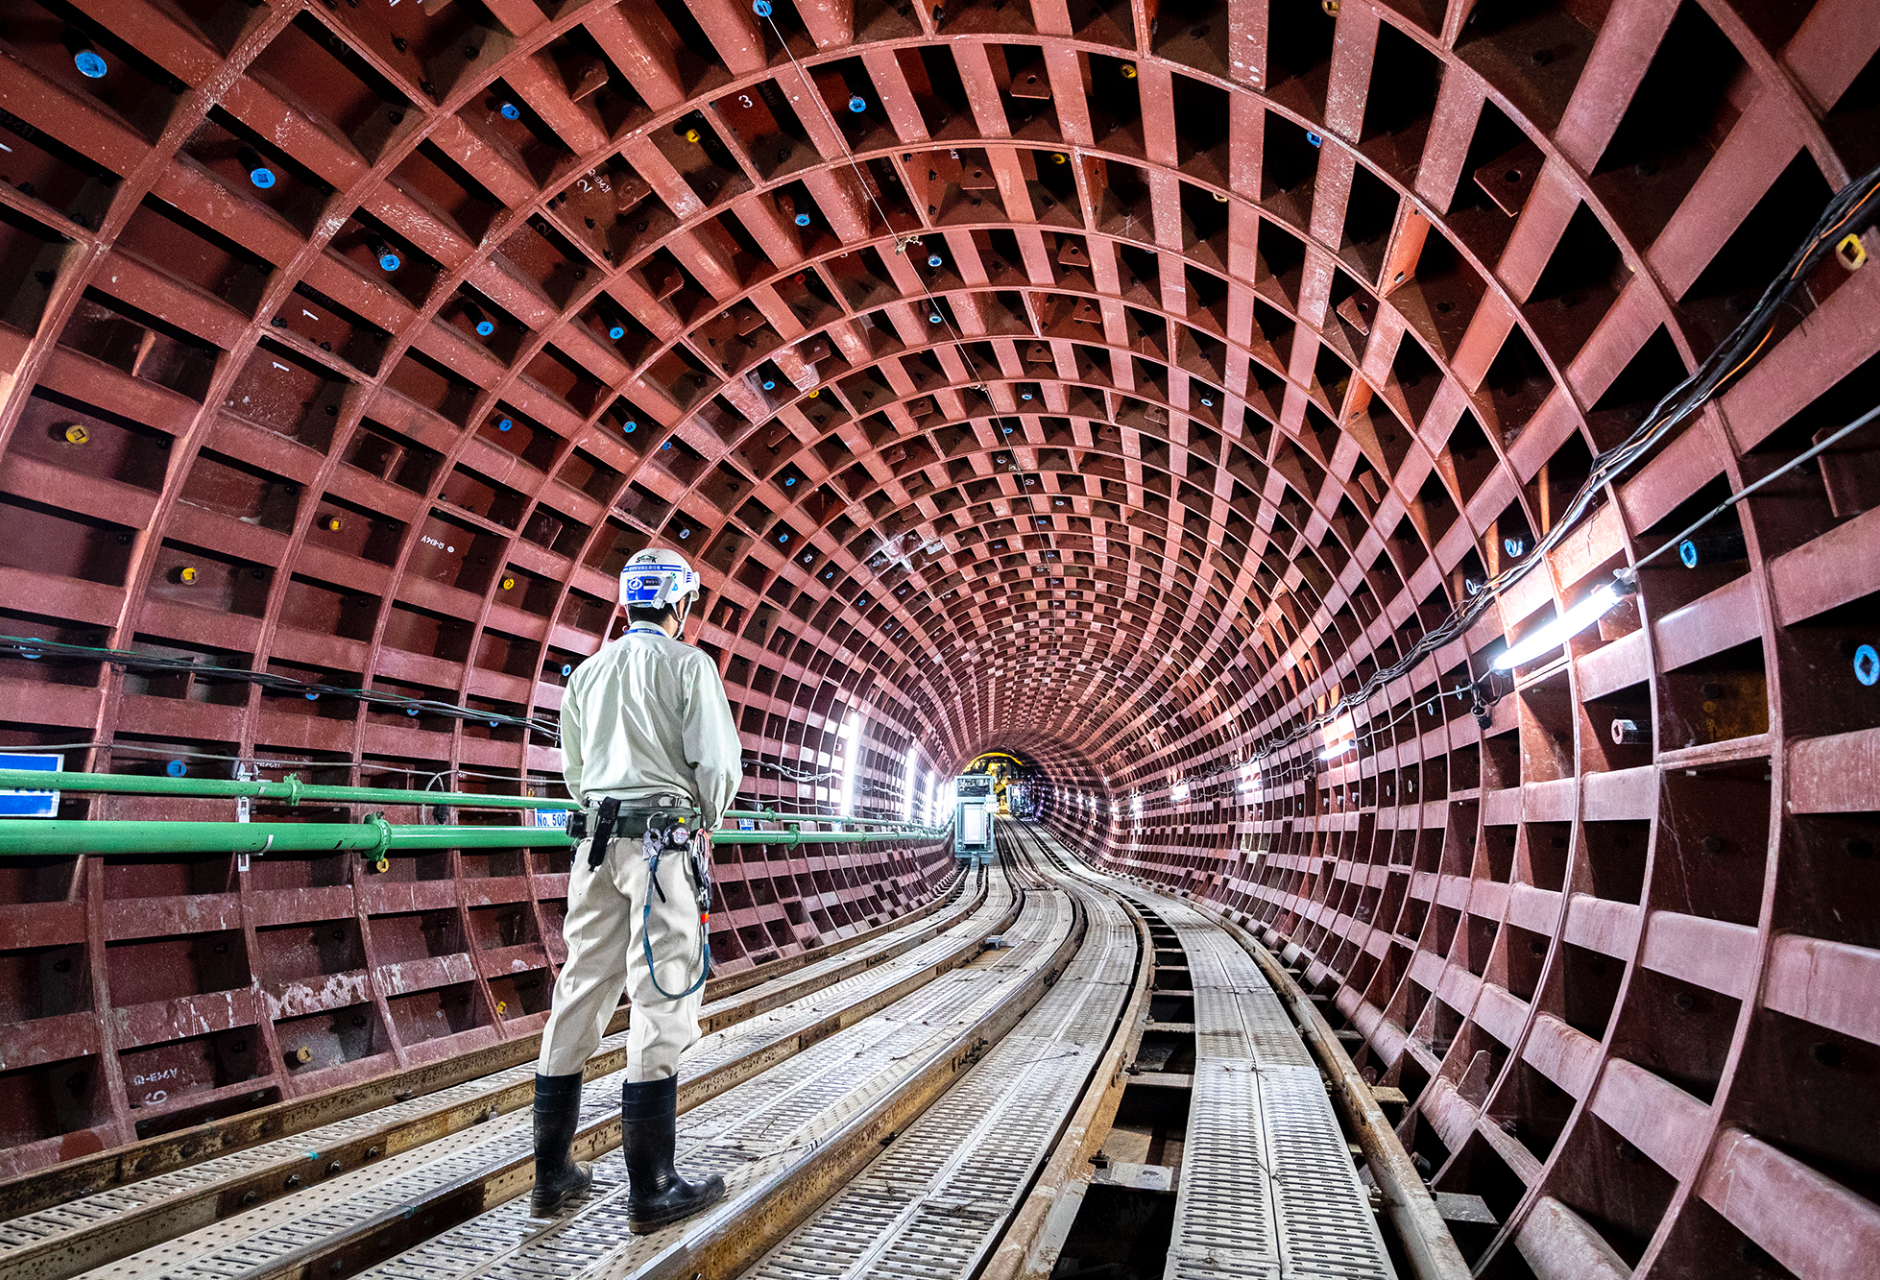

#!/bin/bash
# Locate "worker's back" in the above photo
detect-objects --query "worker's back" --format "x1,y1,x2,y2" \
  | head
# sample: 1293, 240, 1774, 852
559, 622, 740, 828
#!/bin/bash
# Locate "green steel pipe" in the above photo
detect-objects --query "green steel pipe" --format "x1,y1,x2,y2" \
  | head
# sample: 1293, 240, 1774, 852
0, 818, 952, 858
0, 769, 937, 832
0, 768, 562, 812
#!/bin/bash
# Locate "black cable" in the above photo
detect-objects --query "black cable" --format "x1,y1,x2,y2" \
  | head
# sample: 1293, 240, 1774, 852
1236, 160, 1880, 767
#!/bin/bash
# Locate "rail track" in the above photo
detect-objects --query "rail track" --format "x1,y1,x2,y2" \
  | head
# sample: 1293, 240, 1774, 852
1, 825, 1463, 1280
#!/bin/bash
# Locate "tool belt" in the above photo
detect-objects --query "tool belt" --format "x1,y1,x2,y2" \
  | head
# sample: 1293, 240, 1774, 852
568, 794, 694, 870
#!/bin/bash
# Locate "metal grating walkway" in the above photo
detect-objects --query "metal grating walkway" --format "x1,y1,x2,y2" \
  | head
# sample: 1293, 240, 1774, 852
1034, 826, 1395, 1280
349, 864, 1072, 1280
740, 825, 1137, 1280
73, 872, 1019, 1280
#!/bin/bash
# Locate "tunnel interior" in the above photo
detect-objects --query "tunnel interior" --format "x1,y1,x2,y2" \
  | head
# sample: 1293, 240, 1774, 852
1, 0, 1878, 1274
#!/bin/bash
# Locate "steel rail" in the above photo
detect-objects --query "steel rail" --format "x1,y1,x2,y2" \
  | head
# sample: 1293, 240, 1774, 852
739, 822, 1147, 1280
0, 865, 1020, 1280
0, 871, 995, 1280
0, 866, 970, 1221
1043, 825, 1471, 1280
976, 825, 1156, 1280
195, 859, 1057, 1280
1175, 890, 1474, 1280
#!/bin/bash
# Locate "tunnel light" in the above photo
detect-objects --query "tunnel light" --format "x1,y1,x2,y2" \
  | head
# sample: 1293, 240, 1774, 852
1170, 778, 1189, 803
902, 743, 920, 821
1319, 738, 1356, 760
1492, 579, 1625, 671
835, 713, 862, 816
1239, 761, 1259, 792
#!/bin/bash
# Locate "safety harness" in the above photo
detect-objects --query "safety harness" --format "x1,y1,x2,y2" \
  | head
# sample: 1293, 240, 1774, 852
569, 797, 713, 1000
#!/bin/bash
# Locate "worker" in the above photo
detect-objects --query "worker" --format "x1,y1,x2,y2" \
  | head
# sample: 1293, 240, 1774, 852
530, 547, 739, 1231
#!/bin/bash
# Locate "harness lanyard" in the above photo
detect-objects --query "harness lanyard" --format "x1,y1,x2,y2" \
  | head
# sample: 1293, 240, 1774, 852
641, 821, 712, 1000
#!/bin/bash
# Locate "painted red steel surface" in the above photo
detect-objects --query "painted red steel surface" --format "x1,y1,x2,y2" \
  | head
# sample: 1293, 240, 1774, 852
0, 0, 1877, 1273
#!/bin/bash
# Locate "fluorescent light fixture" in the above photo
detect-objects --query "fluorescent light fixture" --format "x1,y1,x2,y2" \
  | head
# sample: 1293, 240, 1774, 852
1239, 760, 1259, 791
837, 713, 862, 815
1131, 793, 1143, 816
902, 743, 920, 821
1171, 779, 1190, 803
1493, 581, 1622, 671
1319, 737, 1355, 760
923, 773, 936, 825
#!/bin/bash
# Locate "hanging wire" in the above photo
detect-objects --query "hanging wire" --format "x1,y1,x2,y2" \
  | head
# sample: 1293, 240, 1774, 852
1216, 160, 1880, 772
0, 635, 560, 735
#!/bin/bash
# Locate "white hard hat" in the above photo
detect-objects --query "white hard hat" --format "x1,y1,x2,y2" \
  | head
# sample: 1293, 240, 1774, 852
620, 547, 702, 610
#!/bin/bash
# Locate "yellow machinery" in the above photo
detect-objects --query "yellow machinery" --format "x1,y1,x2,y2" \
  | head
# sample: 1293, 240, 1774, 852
965, 751, 1024, 818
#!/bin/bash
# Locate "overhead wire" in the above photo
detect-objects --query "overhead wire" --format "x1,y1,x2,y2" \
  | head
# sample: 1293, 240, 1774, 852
1224, 160, 1880, 771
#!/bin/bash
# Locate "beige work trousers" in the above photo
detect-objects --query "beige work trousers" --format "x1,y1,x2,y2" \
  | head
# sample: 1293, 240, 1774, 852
538, 833, 707, 1081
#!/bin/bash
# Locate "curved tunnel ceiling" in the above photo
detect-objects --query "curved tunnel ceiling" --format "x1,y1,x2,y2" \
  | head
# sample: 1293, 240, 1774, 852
2, 0, 1880, 1273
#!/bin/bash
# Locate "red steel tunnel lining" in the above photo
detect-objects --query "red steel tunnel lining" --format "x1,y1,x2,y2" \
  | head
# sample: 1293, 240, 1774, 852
1, 0, 1878, 1275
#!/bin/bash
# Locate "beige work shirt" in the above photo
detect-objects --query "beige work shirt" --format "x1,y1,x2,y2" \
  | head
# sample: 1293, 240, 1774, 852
559, 622, 742, 829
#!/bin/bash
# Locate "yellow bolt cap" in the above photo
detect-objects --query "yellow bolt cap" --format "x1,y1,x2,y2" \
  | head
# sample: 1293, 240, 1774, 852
501, 576, 516, 590
293, 1046, 313, 1064
1120, 64, 1137, 78
63, 424, 90, 444
179, 566, 199, 584
684, 128, 701, 143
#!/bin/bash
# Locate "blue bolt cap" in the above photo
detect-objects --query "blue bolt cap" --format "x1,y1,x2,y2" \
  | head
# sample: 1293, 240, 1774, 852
624, 421, 637, 433
784, 476, 796, 485
1857, 644, 1880, 686
75, 50, 107, 78
927, 254, 943, 267
848, 96, 867, 113
752, 0, 772, 13
378, 251, 401, 271
679, 528, 690, 539
779, 533, 790, 542
1679, 539, 1700, 568
763, 379, 776, 390
929, 313, 943, 323
1306, 131, 1322, 147
604, 323, 623, 339
497, 417, 513, 432
560, 663, 574, 676
476, 319, 495, 336
499, 102, 519, 120
250, 166, 276, 189
406, 707, 420, 716
794, 212, 812, 226
305, 691, 319, 700
166, 759, 187, 776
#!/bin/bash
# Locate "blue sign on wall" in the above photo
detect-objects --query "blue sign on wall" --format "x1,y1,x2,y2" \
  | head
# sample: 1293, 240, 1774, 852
0, 753, 63, 818
532, 807, 570, 830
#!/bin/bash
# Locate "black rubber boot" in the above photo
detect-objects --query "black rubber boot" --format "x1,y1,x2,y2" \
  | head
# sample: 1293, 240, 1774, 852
623, 1075, 725, 1233
529, 1073, 592, 1217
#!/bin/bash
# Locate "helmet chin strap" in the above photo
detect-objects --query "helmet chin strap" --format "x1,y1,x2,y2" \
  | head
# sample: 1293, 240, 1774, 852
672, 596, 692, 636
